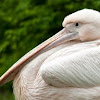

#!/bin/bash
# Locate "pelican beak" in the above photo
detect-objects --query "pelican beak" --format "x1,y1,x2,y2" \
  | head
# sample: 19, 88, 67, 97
0, 28, 79, 85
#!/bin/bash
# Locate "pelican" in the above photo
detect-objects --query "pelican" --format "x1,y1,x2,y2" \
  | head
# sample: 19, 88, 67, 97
0, 9, 100, 100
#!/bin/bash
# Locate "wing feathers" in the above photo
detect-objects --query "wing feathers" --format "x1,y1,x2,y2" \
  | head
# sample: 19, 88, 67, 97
40, 46, 100, 88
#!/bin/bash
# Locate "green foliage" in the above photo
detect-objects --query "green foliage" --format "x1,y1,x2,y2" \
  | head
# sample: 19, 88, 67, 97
0, 0, 100, 100
0, 89, 14, 100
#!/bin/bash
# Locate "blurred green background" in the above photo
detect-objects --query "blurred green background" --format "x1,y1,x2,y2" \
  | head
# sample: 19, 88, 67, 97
0, 0, 100, 100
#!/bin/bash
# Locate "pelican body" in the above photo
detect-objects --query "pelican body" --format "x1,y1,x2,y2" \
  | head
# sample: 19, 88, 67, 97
0, 9, 100, 100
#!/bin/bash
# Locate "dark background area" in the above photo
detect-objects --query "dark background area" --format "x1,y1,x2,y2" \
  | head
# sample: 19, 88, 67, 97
0, 0, 100, 100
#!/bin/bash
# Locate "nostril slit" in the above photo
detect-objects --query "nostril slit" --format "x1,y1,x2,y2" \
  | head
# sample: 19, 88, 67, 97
66, 29, 72, 33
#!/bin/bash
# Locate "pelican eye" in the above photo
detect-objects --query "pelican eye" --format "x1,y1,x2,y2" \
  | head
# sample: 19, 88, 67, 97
75, 23, 79, 27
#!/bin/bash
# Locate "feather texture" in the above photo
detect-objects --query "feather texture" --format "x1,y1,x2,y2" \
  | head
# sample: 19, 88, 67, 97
40, 42, 100, 87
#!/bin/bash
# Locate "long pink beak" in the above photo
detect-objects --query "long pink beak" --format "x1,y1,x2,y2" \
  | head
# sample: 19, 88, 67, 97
0, 28, 79, 85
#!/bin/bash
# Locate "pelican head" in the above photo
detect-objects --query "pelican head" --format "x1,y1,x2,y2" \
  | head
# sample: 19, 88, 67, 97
62, 9, 100, 41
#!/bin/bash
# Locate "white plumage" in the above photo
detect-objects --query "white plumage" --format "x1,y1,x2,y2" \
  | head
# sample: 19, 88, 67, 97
0, 9, 100, 100
40, 41, 100, 88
